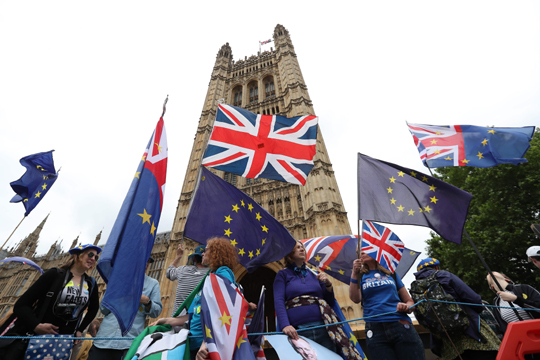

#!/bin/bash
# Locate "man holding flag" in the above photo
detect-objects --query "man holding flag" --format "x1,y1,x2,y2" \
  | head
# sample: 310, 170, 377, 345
97, 107, 168, 336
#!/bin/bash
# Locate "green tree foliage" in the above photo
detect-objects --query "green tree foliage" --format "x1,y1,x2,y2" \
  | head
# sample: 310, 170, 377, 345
426, 129, 540, 301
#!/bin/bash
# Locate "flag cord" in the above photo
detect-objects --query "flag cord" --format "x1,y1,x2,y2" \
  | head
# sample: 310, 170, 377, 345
425, 164, 524, 321
0, 216, 26, 251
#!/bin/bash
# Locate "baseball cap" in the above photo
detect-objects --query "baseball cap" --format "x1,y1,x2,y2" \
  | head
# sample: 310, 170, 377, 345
526, 246, 540, 261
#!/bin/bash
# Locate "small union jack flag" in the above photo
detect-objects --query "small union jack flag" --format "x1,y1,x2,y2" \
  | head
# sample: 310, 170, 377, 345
202, 104, 318, 185
361, 221, 404, 273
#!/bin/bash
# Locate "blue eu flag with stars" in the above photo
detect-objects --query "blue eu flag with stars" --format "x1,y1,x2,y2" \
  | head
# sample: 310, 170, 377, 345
10, 150, 58, 216
358, 153, 473, 244
184, 167, 297, 272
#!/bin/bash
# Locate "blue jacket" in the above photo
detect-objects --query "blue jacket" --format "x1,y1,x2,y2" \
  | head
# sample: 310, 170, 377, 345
93, 275, 162, 350
414, 268, 483, 343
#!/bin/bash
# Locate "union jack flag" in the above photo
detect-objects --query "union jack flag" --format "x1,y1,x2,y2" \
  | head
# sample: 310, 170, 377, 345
260, 39, 272, 45
361, 221, 404, 273
200, 273, 255, 360
202, 104, 318, 185
407, 122, 535, 168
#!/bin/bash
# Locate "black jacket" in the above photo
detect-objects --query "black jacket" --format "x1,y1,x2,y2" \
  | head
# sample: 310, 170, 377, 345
11, 267, 99, 335
492, 283, 540, 334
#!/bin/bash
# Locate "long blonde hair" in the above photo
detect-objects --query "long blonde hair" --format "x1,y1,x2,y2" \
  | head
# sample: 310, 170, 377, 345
361, 263, 391, 275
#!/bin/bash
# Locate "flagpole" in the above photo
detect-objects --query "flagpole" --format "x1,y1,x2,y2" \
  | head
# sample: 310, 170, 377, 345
1, 216, 26, 251
425, 164, 523, 320
162, 95, 169, 117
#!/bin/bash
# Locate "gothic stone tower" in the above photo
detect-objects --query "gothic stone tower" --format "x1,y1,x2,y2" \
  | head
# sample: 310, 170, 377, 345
165, 24, 361, 330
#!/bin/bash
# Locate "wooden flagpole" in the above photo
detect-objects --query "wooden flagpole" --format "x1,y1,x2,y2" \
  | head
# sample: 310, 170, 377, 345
1, 216, 26, 251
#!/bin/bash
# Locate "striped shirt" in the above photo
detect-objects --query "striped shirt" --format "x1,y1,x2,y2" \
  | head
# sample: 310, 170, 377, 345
166, 265, 208, 316
498, 290, 533, 324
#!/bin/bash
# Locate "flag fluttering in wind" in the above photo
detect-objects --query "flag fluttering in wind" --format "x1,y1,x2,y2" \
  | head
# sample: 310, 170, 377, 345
302, 235, 420, 282
407, 123, 535, 168
202, 104, 318, 185
97, 117, 167, 336
184, 167, 296, 272
0, 257, 43, 274
200, 273, 255, 360
358, 153, 472, 244
247, 287, 266, 358
260, 39, 272, 45
361, 221, 404, 273
10, 150, 58, 216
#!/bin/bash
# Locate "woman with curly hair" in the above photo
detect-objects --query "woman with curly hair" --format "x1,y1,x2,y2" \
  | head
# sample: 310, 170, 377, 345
152, 237, 238, 360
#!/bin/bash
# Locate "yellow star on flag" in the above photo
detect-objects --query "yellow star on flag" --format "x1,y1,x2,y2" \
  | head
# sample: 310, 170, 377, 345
434, 149, 441, 155
154, 142, 162, 153
325, 265, 331, 271
476, 151, 484, 160
262, 239, 266, 246
435, 131, 442, 135
461, 159, 470, 164
255, 212, 262, 221
232, 204, 240, 212
230, 239, 238, 247
238, 248, 245, 256
397, 205, 404, 212
410, 171, 417, 177
224, 228, 232, 237
218, 311, 233, 327
35, 191, 41, 198
408, 209, 415, 216
444, 156, 453, 161
141, 155, 147, 162
261, 225, 269, 233
138, 209, 152, 224
41, 183, 47, 190
43, 175, 48, 180
338, 269, 345, 275
349, 332, 358, 346
314, 254, 322, 262
488, 129, 496, 134
241, 200, 245, 207
256, 249, 261, 256
424, 205, 432, 213
397, 171, 405, 177
236, 336, 247, 349
390, 198, 397, 205
248, 203, 254, 211
430, 196, 438, 204
481, 138, 488, 146
430, 139, 438, 145
23, 198, 28, 202
419, 207, 423, 213
429, 185, 436, 192
421, 176, 429, 182
224, 215, 233, 224
135, 172, 140, 179
248, 251, 254, 259
389, 177, 396, 183
205, 325, 212, 339
387, 187, 393, 194
150, 222, 156, 236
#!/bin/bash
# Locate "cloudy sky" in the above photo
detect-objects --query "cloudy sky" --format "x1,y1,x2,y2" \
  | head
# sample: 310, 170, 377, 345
1, 1, 539, 286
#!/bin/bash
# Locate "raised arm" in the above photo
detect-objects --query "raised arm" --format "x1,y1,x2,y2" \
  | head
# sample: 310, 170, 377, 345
349, 259, 363, 304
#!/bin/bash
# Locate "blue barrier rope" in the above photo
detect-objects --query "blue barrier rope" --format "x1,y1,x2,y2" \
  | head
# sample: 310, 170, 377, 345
2, 298, 537, 341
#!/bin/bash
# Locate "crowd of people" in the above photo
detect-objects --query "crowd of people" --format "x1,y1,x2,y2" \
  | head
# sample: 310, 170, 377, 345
1, 239, 540, 360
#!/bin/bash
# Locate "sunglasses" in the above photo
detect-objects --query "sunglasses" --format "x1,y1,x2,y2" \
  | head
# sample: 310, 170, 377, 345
87, 252, 99, 261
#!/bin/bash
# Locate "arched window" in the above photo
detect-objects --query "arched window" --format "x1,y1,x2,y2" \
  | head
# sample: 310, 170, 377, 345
264, 77, 275, 98
248, 81, 258, 103
233, 86, 242, 106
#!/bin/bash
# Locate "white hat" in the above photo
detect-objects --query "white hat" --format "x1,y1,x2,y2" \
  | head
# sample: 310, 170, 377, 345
526, 246, 540, 261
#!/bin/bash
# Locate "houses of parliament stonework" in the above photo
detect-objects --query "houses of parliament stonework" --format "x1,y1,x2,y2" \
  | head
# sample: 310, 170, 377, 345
0, 24, 363, 334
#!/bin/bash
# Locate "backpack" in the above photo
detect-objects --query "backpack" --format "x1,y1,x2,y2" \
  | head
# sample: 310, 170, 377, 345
409, 270, 469, 337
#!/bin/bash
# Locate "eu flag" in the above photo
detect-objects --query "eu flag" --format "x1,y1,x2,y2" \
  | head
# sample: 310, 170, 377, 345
97, 117, 168, 336
358, 153, 472, 244
10, 150, 58, 216
184, 167, 296, 272
407, 123, 536, 168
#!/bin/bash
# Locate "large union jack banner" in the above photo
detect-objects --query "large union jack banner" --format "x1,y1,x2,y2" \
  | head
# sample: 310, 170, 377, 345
361, 221, 404, 273
407, 122, 535, 168
202, 104, 318, 185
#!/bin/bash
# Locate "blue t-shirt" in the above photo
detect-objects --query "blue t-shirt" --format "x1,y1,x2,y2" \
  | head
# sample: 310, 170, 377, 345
188, 266, 235, 348
361, 270, 411, 323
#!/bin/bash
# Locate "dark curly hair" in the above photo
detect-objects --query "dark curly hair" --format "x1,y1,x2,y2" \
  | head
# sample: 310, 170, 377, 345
206, 237, 238, 271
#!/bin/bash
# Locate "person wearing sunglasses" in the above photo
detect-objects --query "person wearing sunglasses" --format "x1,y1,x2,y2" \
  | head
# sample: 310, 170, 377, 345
0, 244, 101, 360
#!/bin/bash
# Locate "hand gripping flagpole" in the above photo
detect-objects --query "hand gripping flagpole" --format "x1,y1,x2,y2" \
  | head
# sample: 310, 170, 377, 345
425, 164, 524, 321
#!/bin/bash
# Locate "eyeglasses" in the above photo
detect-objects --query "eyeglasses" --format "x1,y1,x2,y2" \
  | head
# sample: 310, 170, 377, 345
88, 252, 99, 261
